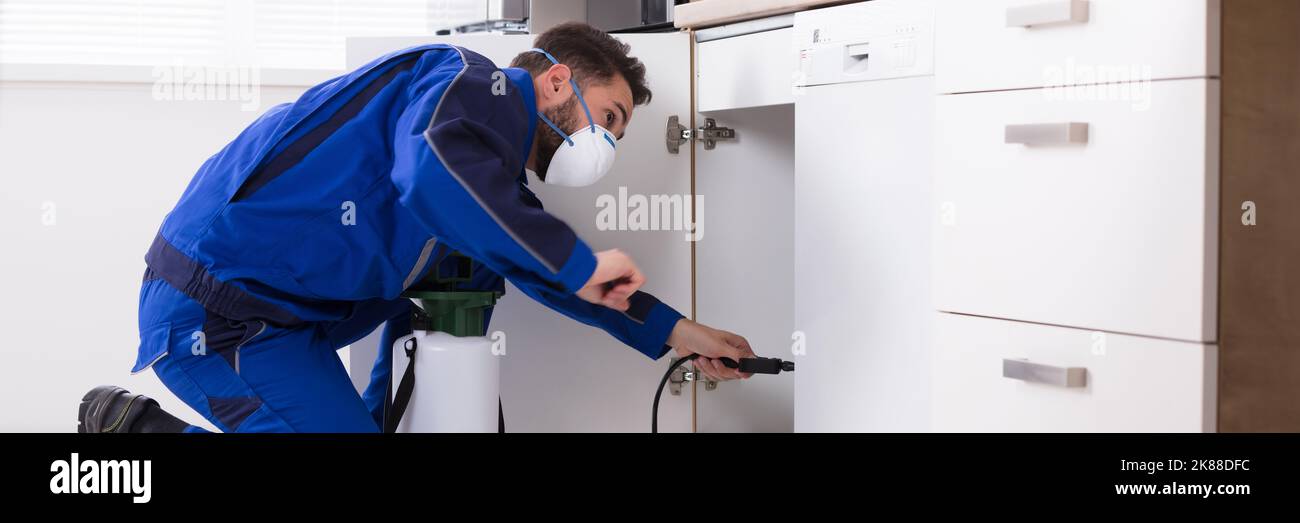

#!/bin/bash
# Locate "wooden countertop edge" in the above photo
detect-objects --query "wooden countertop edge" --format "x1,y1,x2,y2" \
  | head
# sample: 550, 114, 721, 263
673, 0, 856, 30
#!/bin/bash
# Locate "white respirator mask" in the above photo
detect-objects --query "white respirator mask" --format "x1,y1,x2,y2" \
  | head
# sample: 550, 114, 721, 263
531, 48, 617, 188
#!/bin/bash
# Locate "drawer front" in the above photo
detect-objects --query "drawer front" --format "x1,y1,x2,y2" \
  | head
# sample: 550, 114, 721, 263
932, 313, 1217, 432
697, 28, 796, 112
936, 0, 1219, 94
934, 79, 1218, 342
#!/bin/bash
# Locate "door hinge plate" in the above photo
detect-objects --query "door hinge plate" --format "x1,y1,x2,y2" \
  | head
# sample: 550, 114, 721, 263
668, 357, 719, 395
667, 116, 736, 154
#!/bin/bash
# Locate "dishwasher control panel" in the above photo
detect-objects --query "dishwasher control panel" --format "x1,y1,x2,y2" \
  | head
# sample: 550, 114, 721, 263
794, 0, 936, 87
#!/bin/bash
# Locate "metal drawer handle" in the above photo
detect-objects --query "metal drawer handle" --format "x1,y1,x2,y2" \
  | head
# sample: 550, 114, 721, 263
1005, 122, 1089, 146
1003, 358, 1087, 388
1006, 0, 1090, 28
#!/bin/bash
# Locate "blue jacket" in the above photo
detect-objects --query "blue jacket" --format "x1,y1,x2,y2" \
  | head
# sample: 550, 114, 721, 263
142, 44, 683, 360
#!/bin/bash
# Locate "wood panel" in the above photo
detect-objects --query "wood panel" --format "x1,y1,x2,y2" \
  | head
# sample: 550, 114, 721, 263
1219, 0, 1300, 431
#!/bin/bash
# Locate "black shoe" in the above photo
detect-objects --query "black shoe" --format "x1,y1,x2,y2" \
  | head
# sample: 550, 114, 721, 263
78, 385, 159, 433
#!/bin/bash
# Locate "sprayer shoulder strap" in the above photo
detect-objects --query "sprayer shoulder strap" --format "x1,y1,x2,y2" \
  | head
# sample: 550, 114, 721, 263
385, 337, 418, 433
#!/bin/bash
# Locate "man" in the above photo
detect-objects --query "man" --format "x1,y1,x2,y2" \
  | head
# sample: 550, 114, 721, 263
78, 23, 754, 433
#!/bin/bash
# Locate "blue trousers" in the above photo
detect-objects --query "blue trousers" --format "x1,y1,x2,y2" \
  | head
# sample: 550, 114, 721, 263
134, 278, 413, 432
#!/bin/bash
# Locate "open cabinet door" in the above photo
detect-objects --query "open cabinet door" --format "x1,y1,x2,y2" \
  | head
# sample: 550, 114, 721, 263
345, 33, 694, 432
691, 27, 797, 432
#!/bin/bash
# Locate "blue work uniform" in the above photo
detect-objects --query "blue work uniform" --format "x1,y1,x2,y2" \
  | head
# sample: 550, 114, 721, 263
132, 44, 684, 432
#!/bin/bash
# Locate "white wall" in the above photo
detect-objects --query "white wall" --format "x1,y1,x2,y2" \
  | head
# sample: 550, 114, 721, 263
0, 76, 312, 432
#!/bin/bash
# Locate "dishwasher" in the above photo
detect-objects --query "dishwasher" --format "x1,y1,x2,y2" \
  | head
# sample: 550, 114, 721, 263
792, 0, 937, 432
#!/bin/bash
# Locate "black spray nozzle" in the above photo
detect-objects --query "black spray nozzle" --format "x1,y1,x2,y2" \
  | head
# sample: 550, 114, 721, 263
718, 356, 795, 375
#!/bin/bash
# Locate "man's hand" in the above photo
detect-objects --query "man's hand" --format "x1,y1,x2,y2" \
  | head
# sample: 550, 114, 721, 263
576, 249, 645, 311
667, 319, 755, 381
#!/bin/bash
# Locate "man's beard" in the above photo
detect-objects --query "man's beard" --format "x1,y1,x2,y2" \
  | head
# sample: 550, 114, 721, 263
533, 96, 581, 182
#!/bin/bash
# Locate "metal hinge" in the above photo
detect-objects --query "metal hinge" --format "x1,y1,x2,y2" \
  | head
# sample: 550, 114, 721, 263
667, 357, 719, 395
666, 116, 737, 154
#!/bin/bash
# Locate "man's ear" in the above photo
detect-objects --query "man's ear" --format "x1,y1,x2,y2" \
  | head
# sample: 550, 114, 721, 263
538, 63, 574, 107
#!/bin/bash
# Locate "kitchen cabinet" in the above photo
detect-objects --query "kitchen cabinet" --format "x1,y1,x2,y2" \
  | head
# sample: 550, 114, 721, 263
933, 0, 1300, 432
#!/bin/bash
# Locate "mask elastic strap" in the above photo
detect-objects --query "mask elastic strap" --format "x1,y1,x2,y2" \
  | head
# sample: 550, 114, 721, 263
530, 48, 599, 134
536, 112, 573, 146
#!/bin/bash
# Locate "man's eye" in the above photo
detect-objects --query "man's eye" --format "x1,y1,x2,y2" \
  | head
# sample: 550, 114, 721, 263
605, 111, 615, 126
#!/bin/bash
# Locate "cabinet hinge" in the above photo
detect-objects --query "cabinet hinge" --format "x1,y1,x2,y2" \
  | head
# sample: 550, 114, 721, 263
666, 116, 736, 154
668, 356, 719, 395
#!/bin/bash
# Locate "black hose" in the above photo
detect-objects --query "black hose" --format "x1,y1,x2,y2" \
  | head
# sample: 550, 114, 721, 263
652, 354, 698, 433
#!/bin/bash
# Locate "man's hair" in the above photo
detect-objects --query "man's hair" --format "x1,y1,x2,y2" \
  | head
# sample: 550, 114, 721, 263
509, 22, 652, 106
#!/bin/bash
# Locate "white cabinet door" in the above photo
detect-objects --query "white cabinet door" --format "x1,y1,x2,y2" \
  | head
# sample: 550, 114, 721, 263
346, 33, 693, 432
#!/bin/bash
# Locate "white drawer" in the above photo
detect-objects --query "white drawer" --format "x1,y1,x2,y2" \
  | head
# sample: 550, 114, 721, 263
697, 28, 795, 112
933, 313, 1217, 432
936, 0, 1220, 94
934, 79, 1218, 342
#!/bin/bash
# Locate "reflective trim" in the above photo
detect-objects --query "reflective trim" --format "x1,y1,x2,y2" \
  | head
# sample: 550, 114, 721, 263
402, 237, 439, 290
129, 351, 167, 376
234, 320, 267, 375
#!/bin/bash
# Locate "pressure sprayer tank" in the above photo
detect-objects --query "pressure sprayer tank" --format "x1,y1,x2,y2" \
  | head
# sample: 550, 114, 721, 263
390, 253, 500, 433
